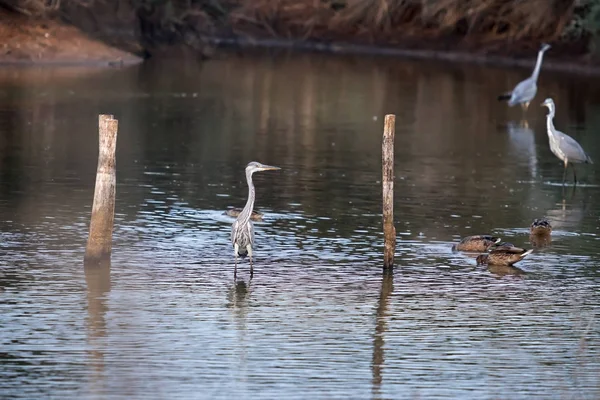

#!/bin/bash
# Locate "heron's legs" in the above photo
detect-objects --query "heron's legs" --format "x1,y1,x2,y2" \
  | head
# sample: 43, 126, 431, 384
572, 163, 578, 185
521, 102, 530, 112
562, 159, 568, 185
234, 243, 239, 278
247, 244, 253, 277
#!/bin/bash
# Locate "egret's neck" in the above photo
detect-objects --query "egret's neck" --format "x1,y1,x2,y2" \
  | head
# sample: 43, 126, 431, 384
531, 49, 547, 81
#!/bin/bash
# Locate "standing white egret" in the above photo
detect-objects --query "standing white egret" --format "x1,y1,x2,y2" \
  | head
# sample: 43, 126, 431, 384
231, 161, 280, 277
541, 98, 592, 184
498, 43, 551, 111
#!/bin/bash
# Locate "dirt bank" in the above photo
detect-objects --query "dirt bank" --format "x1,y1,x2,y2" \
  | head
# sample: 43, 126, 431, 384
0, 8, 141, 65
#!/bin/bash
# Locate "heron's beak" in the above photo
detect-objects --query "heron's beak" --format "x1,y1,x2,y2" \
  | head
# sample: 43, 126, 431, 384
258, 164, 281, 171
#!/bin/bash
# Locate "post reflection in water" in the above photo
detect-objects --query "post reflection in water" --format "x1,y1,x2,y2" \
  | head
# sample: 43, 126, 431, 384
84, 259, 111, 396
371, 270, 394, 399
546, 189, 586, 232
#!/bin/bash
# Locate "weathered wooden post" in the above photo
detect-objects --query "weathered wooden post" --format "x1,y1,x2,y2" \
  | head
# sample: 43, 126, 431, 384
84, 115, 118, 265
382, 114, 396, 269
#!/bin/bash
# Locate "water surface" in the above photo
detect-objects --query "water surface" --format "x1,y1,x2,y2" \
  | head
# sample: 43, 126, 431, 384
0, 51, 599, 399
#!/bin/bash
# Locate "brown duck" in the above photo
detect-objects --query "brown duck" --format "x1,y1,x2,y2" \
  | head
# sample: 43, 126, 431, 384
530, 218, 552, 236
452, 235, 501, 252
225, 208, 264, 221
529, 218, 552, 248
492, 241, 515, 250
476, 246, 533, 266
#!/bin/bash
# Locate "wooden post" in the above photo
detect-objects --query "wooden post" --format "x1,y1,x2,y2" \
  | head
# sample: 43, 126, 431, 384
85, 115, 118, 265
382, 114, 396, 269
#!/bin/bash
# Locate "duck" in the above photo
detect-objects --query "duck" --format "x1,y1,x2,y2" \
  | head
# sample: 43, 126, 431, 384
530, 218, 552, 236
476, 246, 533, 266
224, 207, 264, 221
452, 235, 501, 252
492, 241, 516, 250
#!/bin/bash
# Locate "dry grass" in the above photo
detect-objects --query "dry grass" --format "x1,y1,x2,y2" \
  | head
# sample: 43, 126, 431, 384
229, 0, 575, 47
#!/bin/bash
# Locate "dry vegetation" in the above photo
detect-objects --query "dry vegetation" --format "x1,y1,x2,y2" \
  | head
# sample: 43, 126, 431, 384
231, 0, 572, 45
2, 0, 600, 59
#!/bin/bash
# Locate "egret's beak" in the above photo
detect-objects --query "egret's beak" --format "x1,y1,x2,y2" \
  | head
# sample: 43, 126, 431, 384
258, 164, 281, 171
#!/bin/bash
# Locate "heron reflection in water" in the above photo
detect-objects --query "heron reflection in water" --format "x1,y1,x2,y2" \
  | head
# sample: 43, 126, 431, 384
507, 120, 537, 179
231, 161, 280, 277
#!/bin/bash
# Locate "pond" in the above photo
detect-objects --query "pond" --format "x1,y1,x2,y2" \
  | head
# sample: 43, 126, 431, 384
0, 50, 599, 399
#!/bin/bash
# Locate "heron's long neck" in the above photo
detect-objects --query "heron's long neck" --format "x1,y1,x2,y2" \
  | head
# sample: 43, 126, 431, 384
531, 49, 547, 81
546, 109, 556, 136
239, 170, 255, 223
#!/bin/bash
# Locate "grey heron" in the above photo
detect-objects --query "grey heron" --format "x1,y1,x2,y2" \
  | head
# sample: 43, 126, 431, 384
231, 161, 280, 277
541, 98, 593, 184
451, 235, 501, 252
498, 43, 551, 110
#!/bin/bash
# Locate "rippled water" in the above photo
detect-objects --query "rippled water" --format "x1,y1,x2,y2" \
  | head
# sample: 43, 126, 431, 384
1, 51, 599, 399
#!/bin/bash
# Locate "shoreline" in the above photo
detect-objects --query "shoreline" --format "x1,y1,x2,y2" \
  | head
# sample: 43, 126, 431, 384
0, 58, 140, 67
4, 33, 599, 76
208, 37, 600, 75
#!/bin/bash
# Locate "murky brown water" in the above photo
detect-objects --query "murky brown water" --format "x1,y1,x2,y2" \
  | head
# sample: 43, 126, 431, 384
0, 51, 599, 399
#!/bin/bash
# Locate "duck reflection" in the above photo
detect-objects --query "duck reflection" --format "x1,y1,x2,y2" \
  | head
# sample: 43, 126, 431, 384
530, 234, 552, 248
488, 264, 527, 278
